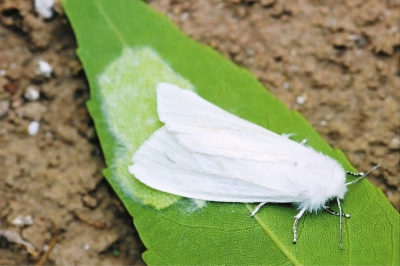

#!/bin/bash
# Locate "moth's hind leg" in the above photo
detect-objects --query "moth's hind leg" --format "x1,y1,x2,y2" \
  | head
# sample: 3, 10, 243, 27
250, 202, 268, 217
323, 206, 350, 218
293, 207, 307, 244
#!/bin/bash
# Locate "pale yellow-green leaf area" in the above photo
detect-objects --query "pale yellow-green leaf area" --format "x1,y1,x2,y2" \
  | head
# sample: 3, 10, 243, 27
98, 47, 194, 209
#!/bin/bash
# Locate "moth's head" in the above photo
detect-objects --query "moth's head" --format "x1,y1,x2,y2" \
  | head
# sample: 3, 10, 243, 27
318, 180, 347, 211
325, 174, 348, 200
301, 165, 348, 213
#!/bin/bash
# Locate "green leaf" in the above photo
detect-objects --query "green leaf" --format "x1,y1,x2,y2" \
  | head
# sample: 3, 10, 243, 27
63, 0, 400, 265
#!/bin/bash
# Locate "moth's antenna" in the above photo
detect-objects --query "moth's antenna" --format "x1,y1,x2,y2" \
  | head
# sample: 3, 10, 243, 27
337, 198, 343, 250
346, 163, 381, 186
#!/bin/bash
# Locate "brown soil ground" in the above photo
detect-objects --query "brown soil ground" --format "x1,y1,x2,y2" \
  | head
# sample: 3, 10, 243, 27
0, 0, 399, 265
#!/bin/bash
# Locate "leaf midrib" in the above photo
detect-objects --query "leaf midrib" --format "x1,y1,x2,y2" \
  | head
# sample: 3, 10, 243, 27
246, 204, 302, 266
95, 0, 128, 47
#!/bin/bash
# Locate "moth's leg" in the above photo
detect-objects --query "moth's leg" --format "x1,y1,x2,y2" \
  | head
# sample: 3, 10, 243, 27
346, 171, 364, 177
299, 139, 307, 145
250, 202, 268, 217
346, 164, 380, 186
345, 171, 365, 187
293, 207, 307, 244
323, 206, 350, 218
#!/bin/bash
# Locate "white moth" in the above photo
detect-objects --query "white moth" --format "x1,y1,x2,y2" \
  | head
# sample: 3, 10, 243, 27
129, 83, 378, 249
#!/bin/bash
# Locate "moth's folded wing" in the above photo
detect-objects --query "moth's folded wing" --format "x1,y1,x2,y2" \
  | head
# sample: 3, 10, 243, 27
130, 127, 305, 203
156, 83, 306, 160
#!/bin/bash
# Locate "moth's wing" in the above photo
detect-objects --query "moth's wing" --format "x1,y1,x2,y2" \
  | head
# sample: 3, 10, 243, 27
132, 84, 346, 208
157, 83, 306, 161
130, 127, 306, 203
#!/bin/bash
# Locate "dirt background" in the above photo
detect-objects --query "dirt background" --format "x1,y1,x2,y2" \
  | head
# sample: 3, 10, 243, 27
0, 0, 398, 265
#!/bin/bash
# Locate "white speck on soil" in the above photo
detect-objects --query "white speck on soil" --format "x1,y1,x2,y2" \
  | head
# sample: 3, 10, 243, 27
35, 0, 55, 19
36, 60, 52, 78
28, 121, 40, 136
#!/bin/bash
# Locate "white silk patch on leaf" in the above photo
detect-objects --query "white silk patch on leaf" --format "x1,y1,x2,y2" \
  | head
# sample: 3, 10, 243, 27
98, 47, 194, 210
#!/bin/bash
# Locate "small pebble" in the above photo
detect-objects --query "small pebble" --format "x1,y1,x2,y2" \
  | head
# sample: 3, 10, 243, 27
283, 81, 290, 89
12, 215, 34, 226
291, 66, 299, 72
4, 83, 17, 94
260, 0, 277, 7
36, 61, 52, 78
35, 0, 55, 19
0, 101, 10, 117
181, 12, 189, 21
82, 194, 97, 208
17, 102, 47, 120
24, 87, 40, 101
28, 121, 40, 136
389, 136, 400, 150
296, 95, 306, 105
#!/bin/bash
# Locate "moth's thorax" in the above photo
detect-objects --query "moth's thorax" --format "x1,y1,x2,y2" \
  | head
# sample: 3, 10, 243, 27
296, 150, 348, 212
